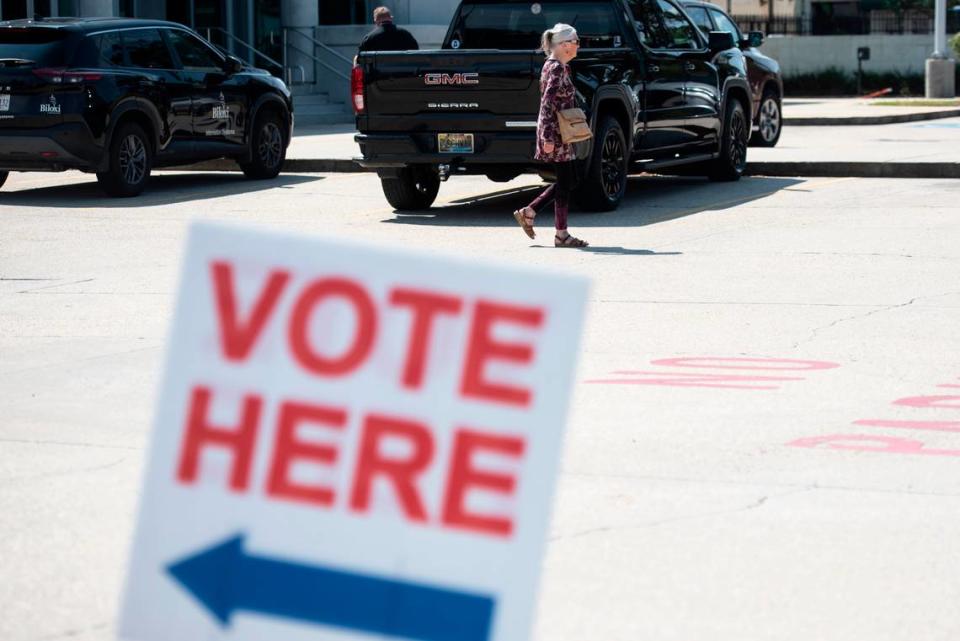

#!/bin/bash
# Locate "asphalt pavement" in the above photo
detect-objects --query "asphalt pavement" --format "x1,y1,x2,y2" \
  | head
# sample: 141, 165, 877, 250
2, 168, 959, 640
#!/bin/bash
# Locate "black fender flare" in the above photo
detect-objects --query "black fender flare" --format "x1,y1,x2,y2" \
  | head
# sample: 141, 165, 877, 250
720, 76, 753, 127
586, 86, 637, 171
243, 93, 292, 161
97, 98, 165, 173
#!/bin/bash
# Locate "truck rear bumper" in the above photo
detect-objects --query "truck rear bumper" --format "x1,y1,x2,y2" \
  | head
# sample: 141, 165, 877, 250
354, 132, 537, 168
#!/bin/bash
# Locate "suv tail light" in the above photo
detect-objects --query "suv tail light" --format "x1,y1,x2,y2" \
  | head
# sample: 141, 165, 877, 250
351, 65, 365, 114
32, 68, 103, 84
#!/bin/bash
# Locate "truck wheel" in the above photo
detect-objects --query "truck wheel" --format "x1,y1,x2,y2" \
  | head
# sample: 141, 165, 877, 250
0, 171, 8, 190
574, 115, 627, 212
380, 166, 440, 210
750, 88, 782, 147
239, 111, 286, 179
708, 98, 749, 182
96, 122, 152, 197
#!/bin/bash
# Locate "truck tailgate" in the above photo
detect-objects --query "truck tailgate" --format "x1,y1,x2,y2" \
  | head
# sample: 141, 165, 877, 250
359, 50, 541, 131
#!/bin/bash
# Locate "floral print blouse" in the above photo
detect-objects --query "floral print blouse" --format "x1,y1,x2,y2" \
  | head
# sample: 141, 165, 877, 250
535, 57, 576, 163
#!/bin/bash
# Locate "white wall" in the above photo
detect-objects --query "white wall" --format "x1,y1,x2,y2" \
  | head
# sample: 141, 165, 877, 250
759, 34, 940, 74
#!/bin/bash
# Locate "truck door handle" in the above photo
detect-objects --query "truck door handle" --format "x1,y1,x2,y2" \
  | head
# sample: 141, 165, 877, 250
685, 62, 696, 72
647, 65, 660, 73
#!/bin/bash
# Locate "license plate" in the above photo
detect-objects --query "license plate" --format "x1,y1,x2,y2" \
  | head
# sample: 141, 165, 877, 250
438, 133, 473, 154
0, 94, 9, 112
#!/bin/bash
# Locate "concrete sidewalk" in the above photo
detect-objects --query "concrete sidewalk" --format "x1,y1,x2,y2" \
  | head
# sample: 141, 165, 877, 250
177, 114, 960, 178
279, 117, 960, 178
784, 97, 960, 125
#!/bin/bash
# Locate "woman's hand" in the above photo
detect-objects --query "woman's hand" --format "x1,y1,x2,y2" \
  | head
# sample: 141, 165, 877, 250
543, 141, 555, 154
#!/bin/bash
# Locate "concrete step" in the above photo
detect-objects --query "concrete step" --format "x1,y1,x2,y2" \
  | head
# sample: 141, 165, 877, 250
294, 105, 354, 126
293, 93, 332, 107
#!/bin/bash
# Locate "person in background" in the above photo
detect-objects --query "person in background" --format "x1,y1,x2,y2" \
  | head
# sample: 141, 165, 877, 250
357, 6, 419, 57
512, 23, 588, 248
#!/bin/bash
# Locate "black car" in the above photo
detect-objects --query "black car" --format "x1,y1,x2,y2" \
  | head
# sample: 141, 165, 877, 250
680, 1, 783, 146
0, 17, 293, 196
355, 0, 753, 212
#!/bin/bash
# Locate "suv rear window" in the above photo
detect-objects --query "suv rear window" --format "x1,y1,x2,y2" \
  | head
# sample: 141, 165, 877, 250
446, 1, 626, 50
0, 28, 68, 66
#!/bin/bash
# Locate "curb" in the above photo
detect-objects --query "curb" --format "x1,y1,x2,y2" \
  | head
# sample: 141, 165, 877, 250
785, 108, 960, 126
166, 158, 960, 180
744, 161, 960, 179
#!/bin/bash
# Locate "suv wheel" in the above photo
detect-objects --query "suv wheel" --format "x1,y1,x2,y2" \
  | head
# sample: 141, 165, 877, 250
750, 89, 782, 147
708, 98, 749, 182
240, 111, 286, 179
96, 123, 152, 197
380, 166, 441, 210
0, 171, 8, 191
574, 115, 628, 212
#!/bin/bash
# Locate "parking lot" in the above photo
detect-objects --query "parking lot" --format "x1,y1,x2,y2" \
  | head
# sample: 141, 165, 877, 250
3, 167, 959, 641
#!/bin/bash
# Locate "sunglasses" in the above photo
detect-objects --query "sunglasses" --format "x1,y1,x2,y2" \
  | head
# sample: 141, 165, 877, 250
563, 39, 581, 45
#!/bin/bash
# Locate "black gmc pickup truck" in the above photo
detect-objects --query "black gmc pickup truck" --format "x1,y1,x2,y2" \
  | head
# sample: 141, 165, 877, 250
353, 0, 752, 211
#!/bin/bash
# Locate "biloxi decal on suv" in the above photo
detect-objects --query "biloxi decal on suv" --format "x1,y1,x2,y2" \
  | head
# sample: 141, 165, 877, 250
40, 94, 61, 115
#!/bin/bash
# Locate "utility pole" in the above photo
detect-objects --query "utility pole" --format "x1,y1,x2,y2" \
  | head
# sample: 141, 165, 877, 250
925, 0, 956, 97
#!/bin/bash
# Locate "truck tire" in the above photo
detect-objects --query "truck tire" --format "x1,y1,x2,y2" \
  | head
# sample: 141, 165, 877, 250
574, 115, 628, 212
750, 88, 782, 147
0, 171, 7, 191
708, 98, 749, 182
380, 166, 441, 210
96, 122, 152, 197
239, 110, 286, 179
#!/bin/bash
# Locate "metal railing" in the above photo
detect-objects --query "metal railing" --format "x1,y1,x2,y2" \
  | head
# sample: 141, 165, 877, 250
732, 12, 960, 36
205, 27, 285, 77
282, 27, 353, 84
198, 25, 353, 92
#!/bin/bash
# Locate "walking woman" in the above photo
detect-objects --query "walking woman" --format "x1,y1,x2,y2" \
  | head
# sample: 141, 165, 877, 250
513, 23, 588, 248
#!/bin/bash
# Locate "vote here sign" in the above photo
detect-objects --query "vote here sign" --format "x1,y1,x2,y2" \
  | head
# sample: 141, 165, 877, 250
120, 222, 588, 641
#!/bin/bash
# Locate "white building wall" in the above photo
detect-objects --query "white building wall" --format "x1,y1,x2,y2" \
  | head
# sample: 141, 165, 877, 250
759, 34, 939, 74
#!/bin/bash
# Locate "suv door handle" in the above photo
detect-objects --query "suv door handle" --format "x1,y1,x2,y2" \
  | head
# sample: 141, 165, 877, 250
647, 65, 660, 73
685, 62, 697, 72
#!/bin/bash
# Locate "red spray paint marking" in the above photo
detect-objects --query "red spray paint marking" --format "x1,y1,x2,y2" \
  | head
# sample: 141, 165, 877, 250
788, 434, 960, 457
586, 357, 840, 390
789, 378, 960, 458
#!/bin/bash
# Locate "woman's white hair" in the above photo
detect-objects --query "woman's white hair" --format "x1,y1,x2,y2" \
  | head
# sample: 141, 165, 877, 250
540, 23, 578, 54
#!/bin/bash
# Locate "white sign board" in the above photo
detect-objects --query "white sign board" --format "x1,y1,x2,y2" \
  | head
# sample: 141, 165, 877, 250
120, 222, 588, 641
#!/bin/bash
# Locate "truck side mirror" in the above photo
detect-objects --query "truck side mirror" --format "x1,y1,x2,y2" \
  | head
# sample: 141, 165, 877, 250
708, 31, 736, 53
748, 31, 764, 48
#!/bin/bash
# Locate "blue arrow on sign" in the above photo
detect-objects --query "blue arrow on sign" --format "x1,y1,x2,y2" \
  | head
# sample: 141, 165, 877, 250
167, 534, 495, 641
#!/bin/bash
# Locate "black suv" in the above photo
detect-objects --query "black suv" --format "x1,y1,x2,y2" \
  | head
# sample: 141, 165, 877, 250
355, 0, 752, 212
0, 17, 293, 196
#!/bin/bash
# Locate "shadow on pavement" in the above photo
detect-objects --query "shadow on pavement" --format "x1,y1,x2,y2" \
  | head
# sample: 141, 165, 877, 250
0, 172, 322, 208
530, 245, 682, 255
385, 175, 804, 230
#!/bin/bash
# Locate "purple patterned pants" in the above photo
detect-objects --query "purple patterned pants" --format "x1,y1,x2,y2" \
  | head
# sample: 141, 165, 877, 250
528, 161, 579, 231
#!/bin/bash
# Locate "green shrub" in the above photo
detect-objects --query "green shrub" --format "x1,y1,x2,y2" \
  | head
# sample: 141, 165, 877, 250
783, 66, 960, 97
951, 32, 960, 59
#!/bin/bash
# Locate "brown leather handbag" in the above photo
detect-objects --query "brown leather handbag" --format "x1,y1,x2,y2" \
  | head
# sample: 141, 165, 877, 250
557, 108, 593, 144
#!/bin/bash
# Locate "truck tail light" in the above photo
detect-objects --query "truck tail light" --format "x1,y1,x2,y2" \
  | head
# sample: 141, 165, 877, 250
351, 65, 365, 114
32, 68, 103, 84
